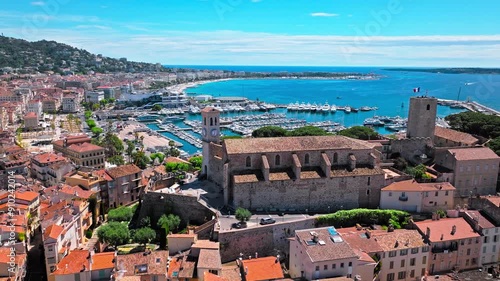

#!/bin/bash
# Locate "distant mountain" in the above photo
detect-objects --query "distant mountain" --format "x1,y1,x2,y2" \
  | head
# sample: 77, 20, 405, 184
384, 67, 500, 75
0, 35, 168, 74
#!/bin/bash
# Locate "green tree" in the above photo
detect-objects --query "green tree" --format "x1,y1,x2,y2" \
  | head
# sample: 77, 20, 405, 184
92, 103, 100, 111
91, 127, 103, 136
445, 111, 500, 138
405, 164, 431, 180
288, 126, 329, 136
108, 155, 125, 165
488, 137, 500, 155
252, 126, 288, 138
165, 162, 190, 172
189, 156, 202, 169
107, 206, 133, 222
151, 104, 162, 111
84, 110, 92, 119
99, 132, 124, 158
235, 207, 252, 222
126, 140, 135, 163
338, 126, 379, 140
132, 227, 156, 246
132, 151, 150, 169
150, 152, 165, 164
157, 214, 181, 234
97, 222, 130, 247
86, 119, 96, 128
393, 157, 408, 171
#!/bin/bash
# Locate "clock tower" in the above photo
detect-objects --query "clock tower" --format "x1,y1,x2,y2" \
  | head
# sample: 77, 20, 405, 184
201, 107, 221, 177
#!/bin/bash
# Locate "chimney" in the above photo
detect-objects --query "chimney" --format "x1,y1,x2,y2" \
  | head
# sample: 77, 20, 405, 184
425, 227, 431, 238
255, 252, 258, 259
451, 225, 456, 235
394, 240, 399, 248
365, 229, 371, 238
440, 234, 444, 240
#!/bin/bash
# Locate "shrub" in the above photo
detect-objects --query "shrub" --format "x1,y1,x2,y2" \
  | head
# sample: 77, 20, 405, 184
107, 206, 133, 222
316, 209, 410, 229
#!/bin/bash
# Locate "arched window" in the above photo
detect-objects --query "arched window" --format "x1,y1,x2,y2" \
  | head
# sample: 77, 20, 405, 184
427, 104, 430, 110
275, 155, 281, 166
367, 177, 371, 186
304, 154, 310, 165
210, 117, 213, 126
204, 117, 206, 125
215, 118, 217, 125
246, 156, 251, 167
333, 152, 338, 163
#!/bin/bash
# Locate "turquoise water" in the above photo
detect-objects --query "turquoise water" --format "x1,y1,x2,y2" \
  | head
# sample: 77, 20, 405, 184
161, 66, 500, 155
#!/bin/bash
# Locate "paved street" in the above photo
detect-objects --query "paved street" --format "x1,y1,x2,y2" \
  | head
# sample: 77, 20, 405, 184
217, 214, 312, 232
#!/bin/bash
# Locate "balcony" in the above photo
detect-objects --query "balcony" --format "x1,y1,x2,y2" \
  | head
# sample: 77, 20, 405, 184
432, 243, 458, 254
399, 195, 409, 201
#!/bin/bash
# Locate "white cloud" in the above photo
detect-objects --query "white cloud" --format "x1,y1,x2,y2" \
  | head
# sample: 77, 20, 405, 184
311, 12, 339, 17
31, 1, 45, 6
3, 28, 500, 67
75, 25, 112, 31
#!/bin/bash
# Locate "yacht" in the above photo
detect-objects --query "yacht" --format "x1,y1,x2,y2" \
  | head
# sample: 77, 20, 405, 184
321, 102, 330, 113
344, 106, 352, 113
298, 102, 306, 111
162, 114, 185, 123
310, 103, 318, 112
363, 118, 385, 126
304, 103, 311, 111
136, 114, 161, 122
330, 104, 337, 112
360, 106, 371, 111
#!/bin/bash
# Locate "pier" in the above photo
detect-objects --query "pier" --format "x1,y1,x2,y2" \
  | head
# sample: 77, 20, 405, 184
437, 99, 500, 116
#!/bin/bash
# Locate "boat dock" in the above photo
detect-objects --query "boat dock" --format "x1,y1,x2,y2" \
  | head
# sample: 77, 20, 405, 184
437, 99, 500, 116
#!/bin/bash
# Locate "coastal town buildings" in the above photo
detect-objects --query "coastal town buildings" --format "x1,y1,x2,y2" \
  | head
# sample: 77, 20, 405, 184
53, 135, 106, 169
434, 127, 479, 147
26, 99, 43, 120
105, 164, 144, 208
380, 180, 455, 213
415, 217, 482, 274
406, 97, 437, 139
85, 91, 105, 103
62, 94, 79, 113
433, 147, 500, 196
24, 111, 38, 129
31, 152, 68, 185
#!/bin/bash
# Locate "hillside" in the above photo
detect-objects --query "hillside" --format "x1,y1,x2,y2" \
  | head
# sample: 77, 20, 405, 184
0, 35, 168, 74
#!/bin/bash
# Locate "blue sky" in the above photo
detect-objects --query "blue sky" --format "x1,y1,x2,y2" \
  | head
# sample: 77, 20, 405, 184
1, 0, 500, 66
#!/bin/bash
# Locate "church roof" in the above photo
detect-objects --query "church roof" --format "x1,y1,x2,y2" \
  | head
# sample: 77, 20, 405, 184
224, 135, 376, 155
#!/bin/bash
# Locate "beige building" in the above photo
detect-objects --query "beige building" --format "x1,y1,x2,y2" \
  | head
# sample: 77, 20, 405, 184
290, 227, 375, 281
62, 94, 78, 113
202, 107, 386, 212
24, 111, 38, 129
26, 99, 43, 120
415, 217, 482, 274
53, 135, 105, 169
105, 164, 144, 208
434, 127, 479, 147
380, 180, 455, 213
434, 147, 500, 197
31, 152, 68, 184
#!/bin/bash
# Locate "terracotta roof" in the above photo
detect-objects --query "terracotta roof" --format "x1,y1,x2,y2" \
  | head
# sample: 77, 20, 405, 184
115, 250, 168, 276
106, 164, 141, 179
0, 247, 26, 265
32, 152, 66, 164
52, 249, 89, 275
197, 249, 222, 269
415, 218, 480, 242
91, 252, 115, 270
13, 190, 39, 202
201, 107, 220, 113
448, 147, 499, 161
93, 169, 113, 181
25, 112, 37, 118
484, 196, 500, 207
434, 127, 478, 145
59, 185, 96, 199
371, 229, 428, 251
221, 265, 242, 281
337, 227, 384, 254
382, 180, 456, 192
192, 240, 219, 250
204, 272, 229, 281
224, 135, 375, 155
295, 227, 358, 262
165, 156, 191, 165
43, 224, 64, 241
241, 256, 285, 281
67, 142, 104, 153
464, 210, 496, 229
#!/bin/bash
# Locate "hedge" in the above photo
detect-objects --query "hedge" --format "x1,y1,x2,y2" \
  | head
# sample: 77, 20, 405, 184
316, 209, 411, 229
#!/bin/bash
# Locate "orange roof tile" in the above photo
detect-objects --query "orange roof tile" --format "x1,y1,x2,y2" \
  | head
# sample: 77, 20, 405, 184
448, 147, 499, 161
106, 164, 141, 179
0, 247, 26, 264
485, 196, 500, 207
434, 127, 478, 145
52, 249, 89, 275
92, 252, 115, 270
415, 218, 480, 242
67, 142, 104, 153
241, 257, 284, 281
25, 112, 37, 118
382, 180, 456, 192
204, 272, 229, 281
32, 152, 66, 164
43, 224, 64, 241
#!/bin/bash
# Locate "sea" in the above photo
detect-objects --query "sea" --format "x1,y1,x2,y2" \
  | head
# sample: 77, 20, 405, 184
160, 65, 500, 155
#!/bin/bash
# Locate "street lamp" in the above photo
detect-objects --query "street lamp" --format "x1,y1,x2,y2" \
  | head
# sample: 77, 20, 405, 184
328, 206, 331, 214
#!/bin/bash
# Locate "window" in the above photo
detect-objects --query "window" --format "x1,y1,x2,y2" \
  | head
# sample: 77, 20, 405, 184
348, 262, 352, 267
435, 191, 438, 196
315, 266, 319, 271
246, 156, 251, 167
400, 249, 408, 256
304, 154, 310, 165
401, 260, 405, 267
483, 246, 487, 253
410, 270, 415, 278
324, 265, 328, 270
422, 246, 429, 253
275, 155, 281, 166
210, 117, 213, 126
493, 245, 497, 252
410, 258, 416, 266
387, 273, 395, 281
445, 191, 449, 196
425, 192, 429, 197
398, 271, 406, 280
333, 152, 338, 163
401, 192, 406, 197
472, 258, 477, 265
214, 118, 217, 125
468, 239, 472, 245
494, 235, 498, 242
411, 248, 419, 254
340, 263, 344, 268
389, 192, 393, 197
389, 251, 397, 257
332, 264, 336, 269
389, 261, 394, 269
465, 259, 469, 266
426, 104, 430, 110
461, 240, 465, 246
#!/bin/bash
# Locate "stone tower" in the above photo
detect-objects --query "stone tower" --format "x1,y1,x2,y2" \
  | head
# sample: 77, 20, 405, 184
201, 107, 221, 177
406, 96, 437, 139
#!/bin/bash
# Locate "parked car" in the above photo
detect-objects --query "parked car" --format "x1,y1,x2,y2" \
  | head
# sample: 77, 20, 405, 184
260, 217, 276, 225
233, 222, 247, 229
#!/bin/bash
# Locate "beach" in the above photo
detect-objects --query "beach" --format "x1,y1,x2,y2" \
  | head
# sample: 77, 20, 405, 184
167, 78, 234, 94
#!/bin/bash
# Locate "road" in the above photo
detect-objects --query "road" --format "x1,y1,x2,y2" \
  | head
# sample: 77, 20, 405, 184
217, 214, 313, 232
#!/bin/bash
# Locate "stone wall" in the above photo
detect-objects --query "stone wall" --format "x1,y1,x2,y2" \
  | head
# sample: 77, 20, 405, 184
391, 137, 433, 165
470, 197, 500, 223
138, 191, 215, 228
217, 218, 316, 263
233, 172, 385, 212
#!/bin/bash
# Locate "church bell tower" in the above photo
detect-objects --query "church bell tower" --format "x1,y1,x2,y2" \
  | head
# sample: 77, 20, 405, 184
201, 107, 221, 177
